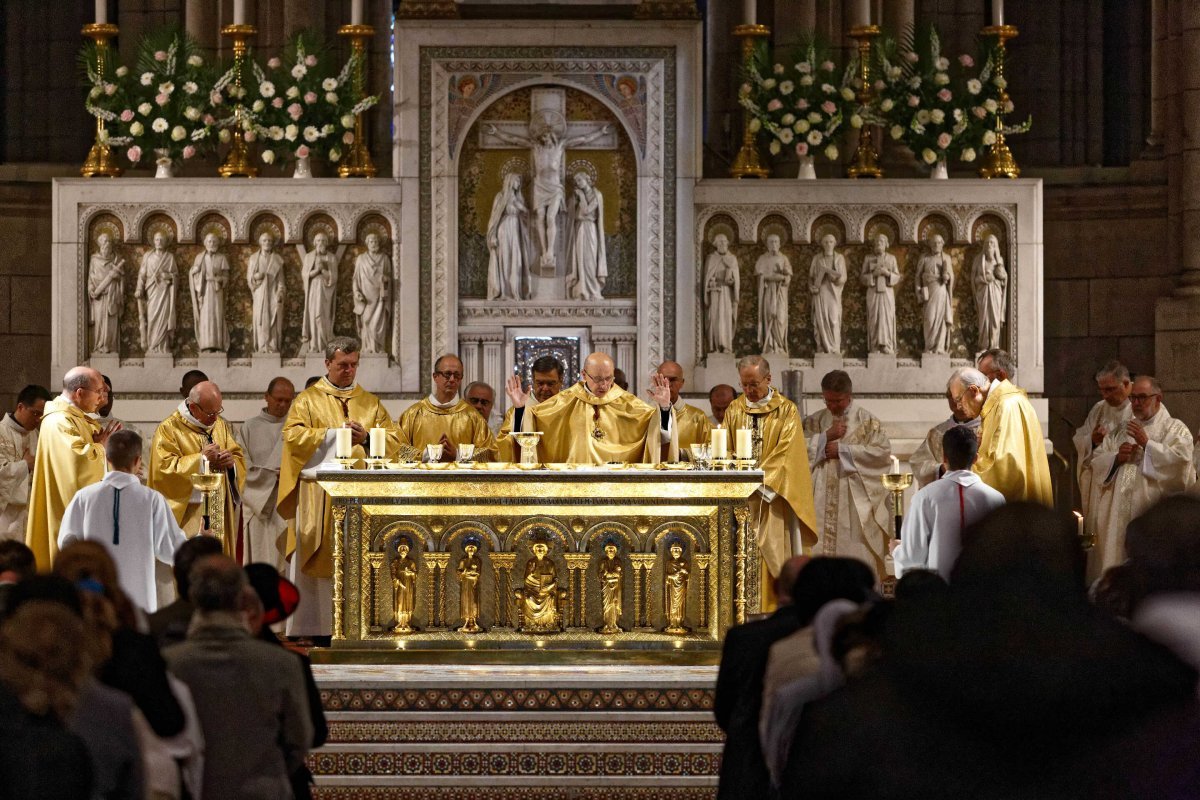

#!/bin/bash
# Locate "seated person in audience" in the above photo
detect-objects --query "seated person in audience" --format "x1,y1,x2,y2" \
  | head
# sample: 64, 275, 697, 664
0, 539, 35, 616
147, 534, 224, 648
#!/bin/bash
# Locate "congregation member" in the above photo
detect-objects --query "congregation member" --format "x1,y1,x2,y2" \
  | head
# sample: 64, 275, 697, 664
147, 534, 224, 648
279, 336, 398, 639
0, 384, 50, 540
803, 370, 893, 579
909, 385, 979, 488
26, 367, 121, 571
164, 555, 313, 800
396, 354, 497, 462
948, 365, 1053, 505
58, 430, 187, 613
239, 377, 295, 570
892, 425, 1006, 580
657, 360, 712, 460
1085, 376, 1194, 581
0, 539, 35, 615
149, 379, 245, 554
497, 355, 565, 461
177, 369, 208, 400
1073, 360, 1133, 546
708, 383, 736, 427
722, 356, 816, 594
529, 351, 674, 464
464, 380, 501, 430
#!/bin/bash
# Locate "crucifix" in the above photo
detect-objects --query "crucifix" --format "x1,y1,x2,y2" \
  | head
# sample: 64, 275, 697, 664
480, 88, 618, 277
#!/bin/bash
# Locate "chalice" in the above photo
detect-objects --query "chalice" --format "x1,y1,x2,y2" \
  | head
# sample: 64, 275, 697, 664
512, 431, 543, 469
881, 471, 913, 539
190, 471, 223, 541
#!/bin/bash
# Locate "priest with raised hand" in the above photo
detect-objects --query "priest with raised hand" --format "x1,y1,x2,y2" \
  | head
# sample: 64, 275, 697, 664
720, 355, 816, 602
497, 355, 564, 461
529, 351, 673, 464
949, 365, 1053, 505
238, 377, 295, 571
657, 360, 712, 461
1086, 375, 1195, 581
803, 370, 893, 580
149, 379, 245, 558
278, 336, 398, 638
26, 367, 122, 570
396, 354, 498, 462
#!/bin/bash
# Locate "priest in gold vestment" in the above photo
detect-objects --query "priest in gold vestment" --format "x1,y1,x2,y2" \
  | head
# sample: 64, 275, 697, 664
396, 354, 497, 462
951, 366, 1054, 506
657, 360, 712, 461
26, 367, 122, 571
278, 336, 399, 637
529, 352, 673, 464
721, 356, 817, 605
497, 355, 565, 461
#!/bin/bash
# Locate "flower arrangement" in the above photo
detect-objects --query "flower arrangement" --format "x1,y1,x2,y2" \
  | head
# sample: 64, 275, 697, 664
739, 41, 858, 164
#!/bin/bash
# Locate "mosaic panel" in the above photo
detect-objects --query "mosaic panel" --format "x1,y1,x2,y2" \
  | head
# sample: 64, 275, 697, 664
320, 687, 715, 712
309, 749, 719, 778
326, 719, 724, 744
314, 788, 716, 800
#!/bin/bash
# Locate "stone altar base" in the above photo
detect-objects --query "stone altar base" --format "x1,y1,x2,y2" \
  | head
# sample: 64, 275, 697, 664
309, 663, 721, 799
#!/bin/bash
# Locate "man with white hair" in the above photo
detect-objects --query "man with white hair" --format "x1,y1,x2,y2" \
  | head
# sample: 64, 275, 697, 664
909, 384, 980, 489
1072, 361, 1133, 544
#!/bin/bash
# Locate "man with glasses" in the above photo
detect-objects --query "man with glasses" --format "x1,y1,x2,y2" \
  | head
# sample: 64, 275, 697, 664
657, 360, 711, 461
396, 354, 497, 463
150, 380, 245, 565
464, 381, 500, 430
1085, 375, 1194, 581
26, 367, 122, 570
0, 384, 51, 541
910, 386, 981, 489
947, 365, 1052, 505
721, 356, 816, 605
1072, 360, 1133, 548
498, 355, 565, 461
529, 351, 673, 464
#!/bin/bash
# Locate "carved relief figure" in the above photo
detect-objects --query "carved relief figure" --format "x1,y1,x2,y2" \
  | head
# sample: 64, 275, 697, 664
486, 173, 531, 301
597, 540, 624, 634
353, 233, 392, 354
860, 233, 901, 355
703, 233, 740, 354
456, 537, 483, 633
189, 233, 231, 352
917, 234, 954, 354
565, 172, 607, 300
247, 231, 285, 354
516, 540, 563, 633
972, 234, 1008, 351
135, 231, 178, 354
88, 233, 125, 355
300, 232, 338, 354
809, 233, 846, 354
755, 234, 793, 355
391, 538, 418, 633
663, 540, 690, 634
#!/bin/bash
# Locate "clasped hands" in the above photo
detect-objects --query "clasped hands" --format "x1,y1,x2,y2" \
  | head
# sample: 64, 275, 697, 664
200, 442, 236, 470
1116, 420, 1149, 465
824, 418, 847, 460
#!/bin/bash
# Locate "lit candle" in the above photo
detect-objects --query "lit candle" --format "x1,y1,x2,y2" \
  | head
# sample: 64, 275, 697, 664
991, 0, 1004, 26
890, 456, 900, 474
233, 0, 246, 25
742, 0, 755, 25
710, 427, 728, 459
199, 455, 210, 474
351, 0, 364, 25
335, 426, 353, 459
369, 427, 385, 458
853, 0, 870, 26
95, 0, 107, 25
736, 429, 753, 460
1074, 510, 1084, 539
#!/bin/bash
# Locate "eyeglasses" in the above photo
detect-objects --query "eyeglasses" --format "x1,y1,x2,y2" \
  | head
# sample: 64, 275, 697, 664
740, 379, 769, 391
190, 402, 223, 419
1129, 393, 1160, 402
584, 372, 615, 386
433, 371, 463, 381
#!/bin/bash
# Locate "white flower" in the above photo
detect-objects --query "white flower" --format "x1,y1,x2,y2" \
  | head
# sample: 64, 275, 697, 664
821, 83, 835, 94
1004, 99, 1015, 113
341, 113, 355, 129
773, 63, 785, 75
983, 130, 997, 145
329, 148, 341, 162
953, 108, 964, 122
260, 81, 276, 98
262, 150, 275, 164
934, 72, 950, 86
916, 110, 931, 125
171, 125, 186, 141
824, 144, 839, 161
286, 86, 300, 99
158, 81, 174, 95
322, 78, 338, 91
291, 64, 307, 80
912, 122, 926, 135
779, 80, 794, 96
285, 124, 299, 141
880, 98, 894, 112
890, 124, 904, 140
807, 111, 822, 124
967, 79, 982, 95
140, 72, 154, 86
935, 57, 950, 71
984, 98, 998, 113
778, 128, 794, 144
994, 76, 1008, 90
151, 117, 169, 133
303, 125, 319, 142
269, 126, 284, 140
930, 109, 945, 124
840, 86, 856, 101
908, 76, 922, 89
252, 99, 265, 113
748, 118, 761, 133
799, 75, 814, 86
129, 121, 144, 136
184, 106, 200, 121
739, 82, 752, 97
187, 54, 203, 67
794, 119, 810, 133
806, 130, 823, 146
322, 124, 335, 135
850, 114, 863, 129
952, 121, 967, 135
325, 92, 338, 104
961, 147, 976, 162
887, 66, 902, 80
218, 128, 231, 143
922, 148, 938, 164
768, 139, 781, 155
781, 113, 795, 126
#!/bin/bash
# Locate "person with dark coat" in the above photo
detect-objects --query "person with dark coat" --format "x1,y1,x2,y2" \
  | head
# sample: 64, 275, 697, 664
148, 534, 224, 648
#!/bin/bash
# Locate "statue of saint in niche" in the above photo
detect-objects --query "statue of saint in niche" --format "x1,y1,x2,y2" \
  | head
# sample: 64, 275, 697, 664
88, 233, 125, 355
703, 233, 740, 355
247, 231, 285, 354
189, 232, 231, 352
456, 537, 484, 634
391, 538, 418, 634
917, 234, 954, 354
135, 231, 178, 355
596, 541, 624, 635
756, 234, 793, 355
485, 173, 531, 301
300, 232, 338, 355
860, 234, 901, 355
515, 540, 564, 633
353, 233, 392, 354
809, 234, 846, 355
972, 234, 1007, 351
565, 171, 607, 301
662, 539, 690, 635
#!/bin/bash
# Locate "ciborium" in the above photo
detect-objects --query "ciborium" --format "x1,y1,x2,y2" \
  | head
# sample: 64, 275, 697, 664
881, 471, 913, 539
190, 471, 223, 541
512, 431, 543, 468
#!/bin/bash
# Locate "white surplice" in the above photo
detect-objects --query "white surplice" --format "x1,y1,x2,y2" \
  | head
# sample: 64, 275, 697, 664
909, 416, 980, 489
238, 410, 288, 571
0, 413, 36, 540
1072, 399, 1133, 542
893, 469, 1006, 580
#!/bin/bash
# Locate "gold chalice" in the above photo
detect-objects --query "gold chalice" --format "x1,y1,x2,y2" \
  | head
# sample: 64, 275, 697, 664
512, 431, 543, 468
881, 472, 913, 540
190, 471, 223, 540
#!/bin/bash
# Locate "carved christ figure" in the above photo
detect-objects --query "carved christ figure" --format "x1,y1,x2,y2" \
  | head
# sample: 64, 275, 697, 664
704, 233, 740, 354
135, 231, 177, 354
917, 234, 954, 354
300, 232, 338, 354
88, 233, 125, 354
756, 234, 793, 355
353, 233, 392, 354
247, 232, 285, 354
860, 234, 901, 355
190, 233, 231, 352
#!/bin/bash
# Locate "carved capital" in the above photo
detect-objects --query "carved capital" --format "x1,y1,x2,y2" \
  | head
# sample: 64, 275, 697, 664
634, 0, 700, 20
396, 0, 459, 18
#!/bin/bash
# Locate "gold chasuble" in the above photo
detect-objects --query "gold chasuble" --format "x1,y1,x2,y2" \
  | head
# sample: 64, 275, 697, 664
278, 381, 397, 579
974, 379, 1054, 506
25, 398, 105, 571
673, 401, 713, 457
723, 392, 818, 588
530, 383, 661, 464
395, 398, 498, 461
149, 410, 246, 556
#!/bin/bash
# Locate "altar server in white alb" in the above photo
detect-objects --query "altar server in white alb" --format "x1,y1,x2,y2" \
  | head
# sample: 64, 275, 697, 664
1071, 360, 1132, 547
0, 384, 51, 540
892, 425, 1006, 580
238, 377, 295, 571
1087, 375, 1195, 582
58, 429, 188, 613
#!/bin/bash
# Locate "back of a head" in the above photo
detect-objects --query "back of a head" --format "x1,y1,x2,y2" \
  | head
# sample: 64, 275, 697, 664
790, 557, 876, 626
894, 569, 949, 602
105, 428, 142, 470
1124, 494, 1200, 606
173, 535, 225, 599
951, 503, 1085, 601
941, 425, 979, 471
53, 541, 120, 598
0, 600, 89, 721
0, 540, 35, 580
188, 555, 248, 613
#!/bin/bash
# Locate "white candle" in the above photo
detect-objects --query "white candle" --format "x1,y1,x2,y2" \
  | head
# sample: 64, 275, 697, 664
199, 455, 210, 474
369, 427, 385, 458
742, 0, 755, 25
853, 0, 871, 26
1074, 510, 1084, 539
233, 0, 246, 25
710, 428, 728, 459
95, 0, 107, 25
991, 0, 1004, 26
335, 427, 353, 459
890, 456, 900, 474
351, 0, 364, 25
736, 429, 753, 460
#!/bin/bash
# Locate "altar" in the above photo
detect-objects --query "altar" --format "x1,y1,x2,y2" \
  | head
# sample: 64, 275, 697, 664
315, 465, 761, 655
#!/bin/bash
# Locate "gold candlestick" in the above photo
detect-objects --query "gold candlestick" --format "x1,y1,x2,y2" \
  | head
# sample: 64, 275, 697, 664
729, 23, 770, 179
218, 23, 259, 178
337, 24, 378, 178
979, 24, 1020, 179
81, 23, 122, 178
846, 24, 882, 179
881, 471, 913, 539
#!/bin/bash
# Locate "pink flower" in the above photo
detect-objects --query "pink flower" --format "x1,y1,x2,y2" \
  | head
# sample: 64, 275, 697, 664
795, 99, 808, 110
156, 93, 170, 106
821, 100, 836, 114
959, 54, 975, 67
343, 131, 354, 144
287, 102, 303, 120
767, 99, 783, 111
972, 105, 987, 119
904, 51, 919, 63
272, 97, 283, 108
182, 145, 196, 159
305, 54, 318, 67
203, 114, 216, 125
304, 91, 318, 104
907, 94, 920, 107
154, 50, 167, 61
795, 142, 809, 156
820, 61, 835, 72
937, 132, 952, 149
267, 56, 282, 69
127, 145, 143, 163
120, 109, 134, 122
937, 88, 952, 102
873, 79, 885, 92
210, 92, 223, 106
244, 130, 256, 142
296, 144, 311, 157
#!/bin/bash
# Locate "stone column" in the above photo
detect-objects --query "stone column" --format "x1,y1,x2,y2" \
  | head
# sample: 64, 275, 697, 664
614, 335, 637, 392
1175, 2, 1200, 297
186, 0, 219, 57
481, 335, 504, 400
1147, 0, 1167, 152
459, 336, 481, 382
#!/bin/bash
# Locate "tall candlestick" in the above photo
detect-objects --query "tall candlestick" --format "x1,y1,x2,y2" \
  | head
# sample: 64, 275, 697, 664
736, 429, 753, 460
853, 0, 870, 26
233, 0, 246, 25
351, 0, 364, 25
335, 427, 353, 459
710, 428, 728, 459
369, 427, 385, 458
742, 0, 755, 25
95, 0, 107, 25
991, 0, 1004, 26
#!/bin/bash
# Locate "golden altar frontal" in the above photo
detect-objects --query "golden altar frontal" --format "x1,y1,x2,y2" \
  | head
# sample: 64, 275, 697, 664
316, 465, 762, 654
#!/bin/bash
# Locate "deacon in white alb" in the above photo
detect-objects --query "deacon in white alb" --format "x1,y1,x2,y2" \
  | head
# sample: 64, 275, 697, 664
0, 385, 50, 540
238, 377, 295, 571
1071, 360, 1132, 545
